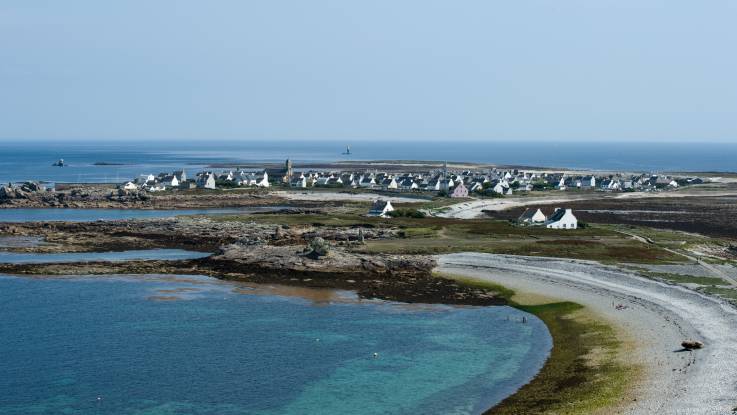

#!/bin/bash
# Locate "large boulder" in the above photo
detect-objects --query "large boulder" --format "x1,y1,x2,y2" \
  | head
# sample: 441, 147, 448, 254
0, 186, 16, 199
681, 340, 703, 350
307, 237, 331, 258
20, 181, 43, 193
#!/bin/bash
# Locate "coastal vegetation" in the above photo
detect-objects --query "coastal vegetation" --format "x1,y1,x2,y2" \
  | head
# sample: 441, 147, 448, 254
228, 212, 685, 264
442, 274, 635, 415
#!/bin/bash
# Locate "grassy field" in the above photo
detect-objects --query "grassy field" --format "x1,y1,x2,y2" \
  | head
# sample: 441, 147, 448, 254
436, 274, 634, 415
213, 212, 685, 263
638, 271, 727, 286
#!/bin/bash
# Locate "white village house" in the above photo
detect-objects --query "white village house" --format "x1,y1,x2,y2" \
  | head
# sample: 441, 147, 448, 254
451, 182, 468, 198
122, 181, 138, 191
368, 199, 394, 218
546, 208, 578, 229
517, 208, 547, 225
196, 172, 216, 190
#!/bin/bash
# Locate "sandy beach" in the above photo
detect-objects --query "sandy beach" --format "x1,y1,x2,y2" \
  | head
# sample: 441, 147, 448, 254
437, 253, 737, 414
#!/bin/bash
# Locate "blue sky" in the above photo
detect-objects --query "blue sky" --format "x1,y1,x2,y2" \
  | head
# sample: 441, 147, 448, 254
0, 1, 735, 142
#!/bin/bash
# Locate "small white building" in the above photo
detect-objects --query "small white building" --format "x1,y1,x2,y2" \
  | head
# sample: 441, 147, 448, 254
147, 184, 166, 192
196, 172, 216, 190
518, 208, 547, 225
122, 181, 138, 191
546, 208, 578, 229
451, 182, 468, 198
382, 177, 398, 190
492, 183, 506, 194
290, 176, 307, 188
160, 175, 179, 188
368, 199, 394, 217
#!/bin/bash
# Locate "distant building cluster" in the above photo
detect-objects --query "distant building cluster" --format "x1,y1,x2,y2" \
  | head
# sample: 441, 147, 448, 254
285, 167, 705, 195
120, 159, 705, 195
122, 169, 270, 192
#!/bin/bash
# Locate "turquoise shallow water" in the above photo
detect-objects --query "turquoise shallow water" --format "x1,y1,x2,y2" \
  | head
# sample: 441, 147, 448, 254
0, 274, 552, 415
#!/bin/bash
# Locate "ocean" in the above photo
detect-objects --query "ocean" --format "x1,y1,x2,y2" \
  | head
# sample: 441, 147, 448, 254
0, 140, 735, 184
0, 275, 551, 415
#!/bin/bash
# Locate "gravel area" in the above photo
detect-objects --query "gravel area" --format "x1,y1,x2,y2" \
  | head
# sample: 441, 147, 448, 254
436, 253, 737, 414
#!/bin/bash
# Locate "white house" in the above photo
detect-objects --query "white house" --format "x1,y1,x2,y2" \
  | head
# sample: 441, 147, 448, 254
136, 174, 156, 185
173, 170, 187, 182
359, 176, 376, 188
579, 176, 596, 189
400, 178, 418, 191
196, 172, 216, 189
122, 181, 138, 191
160, 175, 179, 188
368, 199, 394, 217
518, 208, 546, 225
546, 208, 578, 229
290, 176, 307, 188
451, 182, 468, 198
382, 177, 398, 190
255, 171, 270, 187
147, 184, 166, 192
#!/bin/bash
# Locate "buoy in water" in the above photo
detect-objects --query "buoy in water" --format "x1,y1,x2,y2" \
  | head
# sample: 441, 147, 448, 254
373, 352, 379, 358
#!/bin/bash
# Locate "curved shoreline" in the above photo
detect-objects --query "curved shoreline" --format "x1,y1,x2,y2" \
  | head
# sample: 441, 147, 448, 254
437, 252, 737, 414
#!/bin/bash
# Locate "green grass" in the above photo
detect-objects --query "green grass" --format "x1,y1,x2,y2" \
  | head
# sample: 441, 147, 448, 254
488, 302, 633, 415
699, 286, 737, 302
639, 271, 727, 286
210, 212, 686, 264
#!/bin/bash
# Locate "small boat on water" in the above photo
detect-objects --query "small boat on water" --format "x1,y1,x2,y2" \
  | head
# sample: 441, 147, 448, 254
342, 145, 351, 155
52, 159, 65, 167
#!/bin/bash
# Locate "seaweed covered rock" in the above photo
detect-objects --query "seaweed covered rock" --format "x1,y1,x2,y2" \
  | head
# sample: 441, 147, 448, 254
681, 340, 703, 350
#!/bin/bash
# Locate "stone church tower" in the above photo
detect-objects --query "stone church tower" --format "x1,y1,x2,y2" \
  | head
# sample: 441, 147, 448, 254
282, 158, 293, 183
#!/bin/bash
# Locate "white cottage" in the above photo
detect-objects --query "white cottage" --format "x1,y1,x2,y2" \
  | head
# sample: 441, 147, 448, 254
122, 181, 138, 191
546, 208, 578, 229
451, 182, 468, 198
196, 172, 216, 189
518, 208, 546, 225
368, 200, 394, 217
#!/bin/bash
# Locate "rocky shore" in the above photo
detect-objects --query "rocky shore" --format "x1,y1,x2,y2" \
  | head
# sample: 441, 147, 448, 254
0, 182, 301, 209
0, 216, 504, 305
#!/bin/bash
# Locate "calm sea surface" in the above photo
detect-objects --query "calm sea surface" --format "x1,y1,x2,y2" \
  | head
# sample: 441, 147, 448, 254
0, 249, 209, 264
0, 140, 735, 184
0, 275, 551, 415
0, 207, 282, 222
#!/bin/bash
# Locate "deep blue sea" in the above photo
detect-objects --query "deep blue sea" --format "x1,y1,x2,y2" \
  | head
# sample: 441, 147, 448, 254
0, 275, 551, 415
0, 140, 735, 184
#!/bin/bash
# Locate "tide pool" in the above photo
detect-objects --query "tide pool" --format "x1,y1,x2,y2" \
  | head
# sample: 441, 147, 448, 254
0, 274, 551, 415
